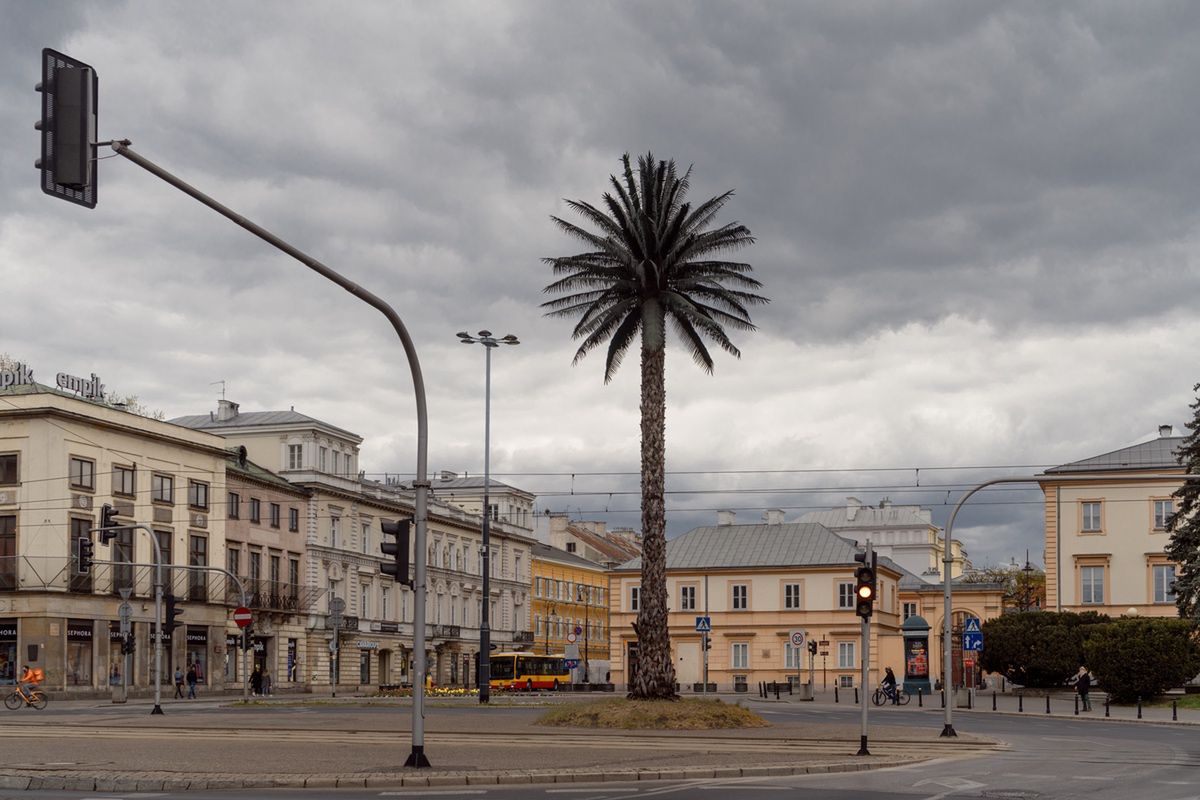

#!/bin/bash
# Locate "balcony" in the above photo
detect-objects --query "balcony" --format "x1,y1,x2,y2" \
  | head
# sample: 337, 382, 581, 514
226, 579, 323, 614
431, 624, 461, 640
512, 631, 535, 644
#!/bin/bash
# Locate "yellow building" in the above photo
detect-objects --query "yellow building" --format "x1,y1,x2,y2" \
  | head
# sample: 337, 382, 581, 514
532, 542, 609, 679
1039, 426, 1185, 617
608, 515, 1005, 693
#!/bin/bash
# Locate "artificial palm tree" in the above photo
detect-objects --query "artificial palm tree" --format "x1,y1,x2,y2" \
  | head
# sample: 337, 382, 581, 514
542, 153, 767, 699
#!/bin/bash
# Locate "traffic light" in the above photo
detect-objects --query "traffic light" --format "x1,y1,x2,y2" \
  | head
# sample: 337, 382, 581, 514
242, 625, 255, 650
35, 48, 99, 208
76, 535, 94, 574
808, 639, 817, 656
97, 503, 121, 544
164, 593, 184, 632
121, 631, 136, 655
704, 636, 712, 651
854, 548, 877, 619
379, 518, 412, 587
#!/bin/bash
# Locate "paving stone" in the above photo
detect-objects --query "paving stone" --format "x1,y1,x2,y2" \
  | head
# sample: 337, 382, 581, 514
497, 773, 532, 784
466, 773, 499, 784
305, 776, 339, 788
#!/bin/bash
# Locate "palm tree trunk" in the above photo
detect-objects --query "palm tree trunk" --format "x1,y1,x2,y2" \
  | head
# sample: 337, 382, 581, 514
630, 316, 677, 700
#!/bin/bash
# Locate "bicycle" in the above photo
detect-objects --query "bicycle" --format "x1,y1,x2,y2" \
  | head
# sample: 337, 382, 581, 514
871, 686, 911, 706
4, 684, 48, 710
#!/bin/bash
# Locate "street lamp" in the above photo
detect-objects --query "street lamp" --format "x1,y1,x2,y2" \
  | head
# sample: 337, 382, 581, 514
457, 329, 519, 704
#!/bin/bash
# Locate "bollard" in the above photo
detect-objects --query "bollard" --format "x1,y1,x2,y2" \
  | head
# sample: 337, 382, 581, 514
993, 691, 997, 712
854, 687, 859, 704
1046, 694, 1051, 714
940, 690, 945, 709
1137, 697, 1142, 719
1018, 693, 1023, 713
775, 682, 780, 700
1174, 699, 1178, 722
968, 689, 973, 710
1074, 695, 1079, 715
918, 687, 923, 708
834, 686, 839, 703
1105, 696, 1110, 718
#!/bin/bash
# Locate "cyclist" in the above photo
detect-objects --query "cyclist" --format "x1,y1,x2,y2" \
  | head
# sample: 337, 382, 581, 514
18, 665, 43, 699
879, 666, 899, 704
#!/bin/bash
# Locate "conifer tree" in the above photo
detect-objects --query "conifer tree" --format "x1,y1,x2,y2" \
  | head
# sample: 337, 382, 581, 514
1165, 383, 1200, 620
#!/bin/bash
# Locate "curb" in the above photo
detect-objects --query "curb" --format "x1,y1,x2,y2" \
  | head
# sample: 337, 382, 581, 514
0, 757, 917, 793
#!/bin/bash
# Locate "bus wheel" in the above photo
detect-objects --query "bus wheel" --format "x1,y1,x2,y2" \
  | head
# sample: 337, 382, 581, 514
526, 679, 534, 692
552, 680, 559, 692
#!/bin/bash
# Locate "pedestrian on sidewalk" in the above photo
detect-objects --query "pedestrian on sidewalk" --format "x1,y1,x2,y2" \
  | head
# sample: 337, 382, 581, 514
173, 666, 185, 699
251, 666, 263, 696
186, 665, 198, 699
1071, 665, 1092, 711
262, 668, 272, 697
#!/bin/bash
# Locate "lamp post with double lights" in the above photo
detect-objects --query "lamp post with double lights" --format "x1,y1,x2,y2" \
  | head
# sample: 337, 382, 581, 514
457, 330, 520, 704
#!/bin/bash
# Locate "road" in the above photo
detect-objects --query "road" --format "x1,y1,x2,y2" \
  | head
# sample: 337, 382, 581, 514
1, 698, 1197, 798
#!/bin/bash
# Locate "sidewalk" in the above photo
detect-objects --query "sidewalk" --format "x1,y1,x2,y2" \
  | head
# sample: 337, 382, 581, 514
0, 695, 999, 792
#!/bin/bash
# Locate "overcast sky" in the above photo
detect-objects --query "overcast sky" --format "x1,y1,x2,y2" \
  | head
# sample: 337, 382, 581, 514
4, 2, 1199, 569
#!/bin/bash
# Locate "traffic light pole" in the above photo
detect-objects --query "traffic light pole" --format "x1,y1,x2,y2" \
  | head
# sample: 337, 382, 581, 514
96, 523, 164, 714
106, 140, 432, 767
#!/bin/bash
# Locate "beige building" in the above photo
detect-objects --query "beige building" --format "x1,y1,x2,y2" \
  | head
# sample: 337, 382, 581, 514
171, 400, 536, 690
1039, 426, 1185, 616
0, 374, 233, 696
608, 513, 1003, 693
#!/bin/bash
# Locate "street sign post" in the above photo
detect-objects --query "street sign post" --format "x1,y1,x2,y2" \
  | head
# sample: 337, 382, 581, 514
789, 629, 805, 690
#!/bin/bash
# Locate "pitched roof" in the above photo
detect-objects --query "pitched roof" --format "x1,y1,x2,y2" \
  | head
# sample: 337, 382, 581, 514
565, 524, 642, 564
532, 542, 607, 571
615, 523, 867, 572
170, 409, 361, 441
799, 502, 933, 530
1044, 436, 1185, 474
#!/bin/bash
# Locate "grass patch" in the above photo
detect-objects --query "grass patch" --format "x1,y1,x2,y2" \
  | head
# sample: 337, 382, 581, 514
536, 698, 769, 730
1146, 694, 1200, 709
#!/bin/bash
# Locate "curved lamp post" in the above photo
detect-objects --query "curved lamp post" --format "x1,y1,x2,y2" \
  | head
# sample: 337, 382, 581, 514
457, 330, 519, 703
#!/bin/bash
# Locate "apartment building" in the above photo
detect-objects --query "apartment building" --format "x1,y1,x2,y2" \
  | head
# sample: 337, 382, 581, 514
531, 542, 609, 679
1039, 426, 1186, 616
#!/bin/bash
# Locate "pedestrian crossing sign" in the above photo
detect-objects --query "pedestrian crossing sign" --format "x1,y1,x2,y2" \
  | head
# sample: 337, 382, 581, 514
964, 617, 981, 633
695, 616, 712, 633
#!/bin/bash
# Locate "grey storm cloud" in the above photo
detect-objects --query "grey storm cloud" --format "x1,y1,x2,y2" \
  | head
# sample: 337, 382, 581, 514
3, 1, 1199, 567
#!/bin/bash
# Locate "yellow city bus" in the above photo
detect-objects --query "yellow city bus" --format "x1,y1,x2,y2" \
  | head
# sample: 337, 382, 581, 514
489, 652, 569, 691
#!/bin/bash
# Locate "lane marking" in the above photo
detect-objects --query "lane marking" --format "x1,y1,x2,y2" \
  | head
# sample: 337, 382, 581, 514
378, 792, 487, 797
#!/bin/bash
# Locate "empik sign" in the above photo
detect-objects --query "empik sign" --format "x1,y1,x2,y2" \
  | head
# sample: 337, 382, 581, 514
0, 362, 105, 400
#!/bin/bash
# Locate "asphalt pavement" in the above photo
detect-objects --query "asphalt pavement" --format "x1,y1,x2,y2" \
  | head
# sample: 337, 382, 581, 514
0, 687, 1190, 793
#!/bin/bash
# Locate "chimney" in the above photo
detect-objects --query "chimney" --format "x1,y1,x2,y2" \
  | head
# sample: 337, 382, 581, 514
846, 496, 861, 522
717, 509, 736, 526
1159, 424, 1174, 438
764, 509, 785, 525
216, 399, 239, 422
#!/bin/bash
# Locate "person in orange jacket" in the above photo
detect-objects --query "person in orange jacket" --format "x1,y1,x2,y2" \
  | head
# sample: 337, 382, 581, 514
19, 665, 42, 696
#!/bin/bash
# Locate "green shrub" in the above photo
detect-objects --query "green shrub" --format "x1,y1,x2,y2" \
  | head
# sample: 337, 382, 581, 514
1082, 618, 1200, 703
979, 611, 1109, 687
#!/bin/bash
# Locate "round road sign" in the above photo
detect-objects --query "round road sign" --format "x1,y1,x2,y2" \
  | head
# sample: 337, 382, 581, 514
566, 632, 578, 644
232, 607, 253, 628
789, 629, 806, 648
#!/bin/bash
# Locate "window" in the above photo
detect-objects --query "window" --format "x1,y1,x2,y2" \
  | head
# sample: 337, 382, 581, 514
319, 447, 328, 472
330, 516, 340, 548
188, 534, 208, 601
732, 584, 748, 610
1154, 565, 1177, 604
838, 583, 855, 609
360, 520, 370, 553
903, 602, 918, 621
0, 453, 17, 486
227, 492, 240, 519
288, 507, 300, 533
360, 584, 370, 618
288, 444, 303, 470
784, 583, 801, 610
785, 642, 803, 669
152, 474, 174, 504
155, 529, 173, 568
289, 557, 300, 597
0, 516, 16, 589
227, 545, 241, 578
69, 457, 95, 490
680, 585, 697, 611
188, 480, 209, 510
381, 587, 390, 620
1081, 501, 1102, 532
249, 498, 261, 524
630, 586, 640, 612
535, 577, 542, 597
1154, 499, 1175, 530
112, 465, 135, 497
838, 641, 856, 669
731, 642, 749, 669
1081, 565, 1105, 604
269, 503, 281, 529
566, 542, 576, 553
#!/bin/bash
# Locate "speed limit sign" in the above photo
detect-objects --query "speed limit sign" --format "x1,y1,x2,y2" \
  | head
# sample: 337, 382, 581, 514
788, 629, 806, 648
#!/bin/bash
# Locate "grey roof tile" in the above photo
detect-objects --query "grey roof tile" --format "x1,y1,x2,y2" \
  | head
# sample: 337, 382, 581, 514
1044, 436, 1185, 474
616, 523, 861, 571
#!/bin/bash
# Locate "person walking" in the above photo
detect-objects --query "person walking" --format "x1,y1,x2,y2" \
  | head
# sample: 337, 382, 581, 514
1073, 665, 1092, 711
250, 666, 262, 696
173, 666, 185, 699
186, 665, 198, 699
262, 668, 272, 697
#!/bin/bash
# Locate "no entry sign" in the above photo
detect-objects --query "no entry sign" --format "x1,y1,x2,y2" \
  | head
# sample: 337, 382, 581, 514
233, 607, 252, 628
